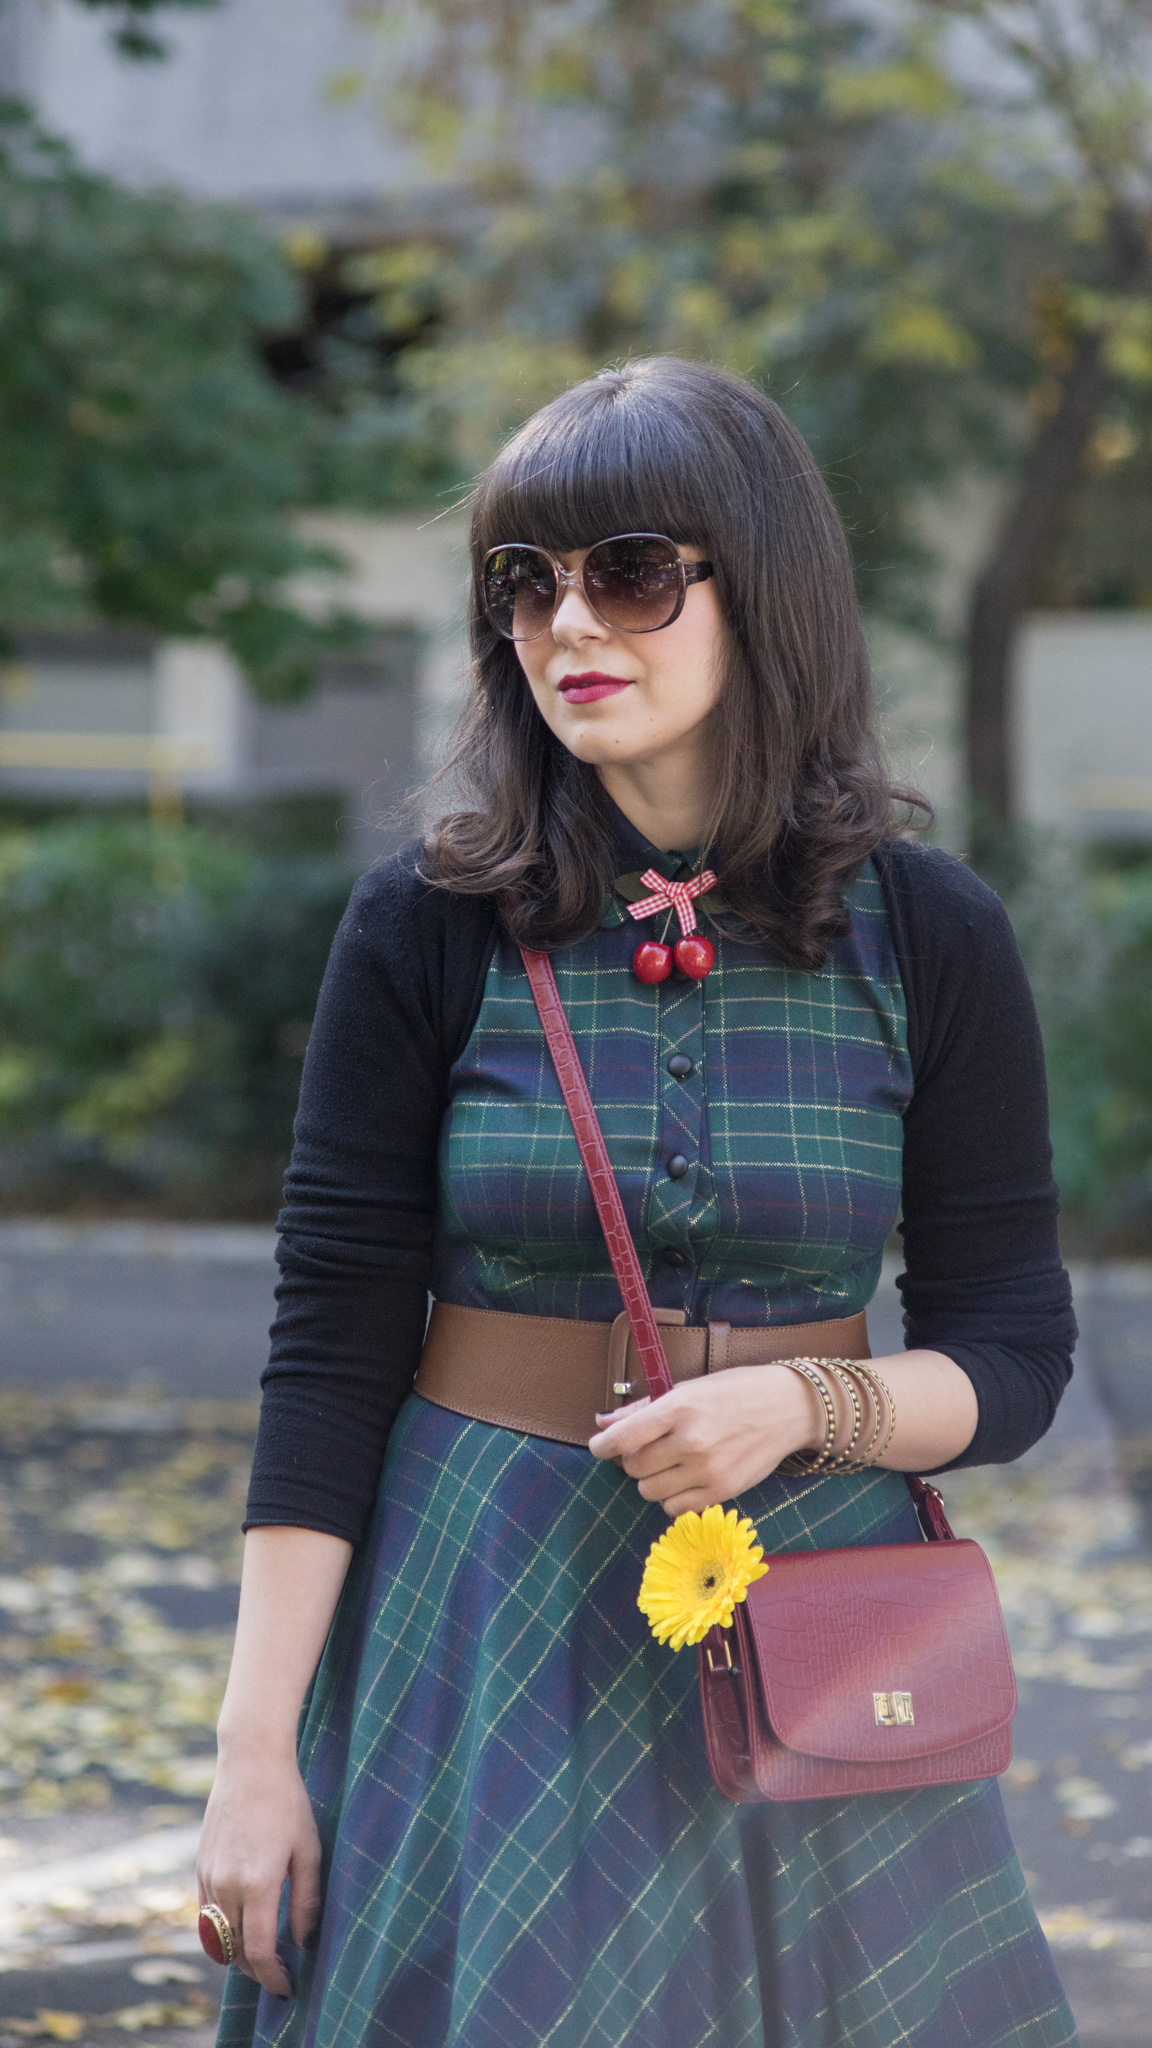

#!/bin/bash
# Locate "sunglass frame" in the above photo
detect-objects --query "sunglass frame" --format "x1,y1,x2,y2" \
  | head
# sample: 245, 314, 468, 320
480, 531, 714, 641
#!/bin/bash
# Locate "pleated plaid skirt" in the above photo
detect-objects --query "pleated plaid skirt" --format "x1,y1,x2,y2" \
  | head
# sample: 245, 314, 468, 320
216, 1393, 1078, 2048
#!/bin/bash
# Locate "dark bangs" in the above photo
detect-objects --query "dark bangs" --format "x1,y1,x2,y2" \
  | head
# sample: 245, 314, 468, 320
471, 364, 725, 561
427, 357, 928, 969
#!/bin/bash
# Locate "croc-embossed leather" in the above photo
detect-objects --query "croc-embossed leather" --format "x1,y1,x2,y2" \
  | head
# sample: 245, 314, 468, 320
699, 1530, 1015, 1801
521, 947, 675, 1400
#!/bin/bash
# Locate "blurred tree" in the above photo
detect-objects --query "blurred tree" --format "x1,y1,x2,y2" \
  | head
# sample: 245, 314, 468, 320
922, 1, 1152, 860
352, 0, 1152, 856
0, 102, 369, 698
353, 0, 983, 627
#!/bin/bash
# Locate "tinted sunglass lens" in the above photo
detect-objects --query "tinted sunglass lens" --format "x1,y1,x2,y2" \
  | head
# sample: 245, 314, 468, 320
584, 537, 682, 631
483, 547, 557, 639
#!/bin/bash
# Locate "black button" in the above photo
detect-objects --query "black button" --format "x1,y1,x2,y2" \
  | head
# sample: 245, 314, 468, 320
662, 1247, 689, 1268
667, 1153, 690, 1180
667, 1055, 693, 1079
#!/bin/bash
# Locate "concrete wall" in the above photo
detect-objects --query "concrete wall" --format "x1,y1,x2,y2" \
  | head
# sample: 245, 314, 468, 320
292, 511, 471, 778
4, 0, 418, 210
1016, 614, 1152, 840
0, 511, 472, 861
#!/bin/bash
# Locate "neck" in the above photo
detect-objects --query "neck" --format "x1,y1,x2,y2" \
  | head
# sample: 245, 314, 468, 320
596, 740, 718, 855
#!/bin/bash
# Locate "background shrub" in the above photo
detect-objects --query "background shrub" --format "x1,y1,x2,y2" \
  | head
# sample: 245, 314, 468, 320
0, 818, 352, 1217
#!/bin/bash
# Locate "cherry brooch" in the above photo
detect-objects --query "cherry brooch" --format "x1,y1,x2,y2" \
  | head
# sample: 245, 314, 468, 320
633, 940, 674, 984
674, 933, 715, 980
627, 867, 717, 983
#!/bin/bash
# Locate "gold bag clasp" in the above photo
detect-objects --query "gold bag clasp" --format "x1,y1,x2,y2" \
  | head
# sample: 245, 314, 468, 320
874, 1690, 914, 1727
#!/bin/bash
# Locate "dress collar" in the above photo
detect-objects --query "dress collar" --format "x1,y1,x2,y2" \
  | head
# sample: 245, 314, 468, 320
604, 796, 698, 882
601, 797, 717, 929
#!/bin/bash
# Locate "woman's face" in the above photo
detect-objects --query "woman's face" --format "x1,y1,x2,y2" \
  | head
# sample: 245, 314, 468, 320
511, 542, 727, 774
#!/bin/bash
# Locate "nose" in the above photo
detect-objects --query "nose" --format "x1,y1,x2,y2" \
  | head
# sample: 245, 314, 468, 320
551, 573, 608, 644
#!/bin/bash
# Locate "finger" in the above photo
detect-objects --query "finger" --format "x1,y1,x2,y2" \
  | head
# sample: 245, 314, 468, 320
589, 1398, 677, 1459
589, 1396, 652, 1456
236, 1893, 293, 1998
622, 1437, 699, 1481
288, 1840, 322, 1952
661, 1487, 722, 1518
632, 1461, 691, 1503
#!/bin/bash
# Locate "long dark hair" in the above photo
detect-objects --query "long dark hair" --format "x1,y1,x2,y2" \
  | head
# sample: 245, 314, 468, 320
424, 357, 928, 970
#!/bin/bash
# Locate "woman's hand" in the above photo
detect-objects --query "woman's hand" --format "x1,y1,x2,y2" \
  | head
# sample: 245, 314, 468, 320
588, 1363, 824, 1515
588, 1349, 980, 1512
195, 1525, 353, 1997
197, 1746, 321, 1996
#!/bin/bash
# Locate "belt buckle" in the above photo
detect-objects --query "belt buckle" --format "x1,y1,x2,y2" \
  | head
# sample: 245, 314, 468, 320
604, 1309, 687, 1415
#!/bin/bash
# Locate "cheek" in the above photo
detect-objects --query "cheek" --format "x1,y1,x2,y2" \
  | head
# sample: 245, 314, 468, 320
646, 622, 726, 729
514, 646, 554, 721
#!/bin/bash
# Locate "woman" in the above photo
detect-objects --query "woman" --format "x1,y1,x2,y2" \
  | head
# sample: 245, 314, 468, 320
202, 357, 1079, 2048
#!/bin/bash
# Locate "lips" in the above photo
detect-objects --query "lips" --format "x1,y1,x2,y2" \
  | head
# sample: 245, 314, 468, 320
558, 672, 634, 704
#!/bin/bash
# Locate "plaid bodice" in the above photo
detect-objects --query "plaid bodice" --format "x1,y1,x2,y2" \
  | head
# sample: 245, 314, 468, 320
432, 857, 911, 1327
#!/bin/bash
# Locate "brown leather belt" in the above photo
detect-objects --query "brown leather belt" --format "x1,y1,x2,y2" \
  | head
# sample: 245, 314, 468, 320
413, 1299, 871, 1448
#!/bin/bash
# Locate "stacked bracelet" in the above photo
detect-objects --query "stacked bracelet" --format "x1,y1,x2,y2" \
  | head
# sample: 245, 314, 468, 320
774, 1358, 838, 1473
835, 1361, 896, 1469
775, 1356, 896, 1476
822, 1360, 864, 1470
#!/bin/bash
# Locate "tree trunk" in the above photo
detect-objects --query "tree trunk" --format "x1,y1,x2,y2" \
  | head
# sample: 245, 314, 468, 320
964, 328, 1109, 865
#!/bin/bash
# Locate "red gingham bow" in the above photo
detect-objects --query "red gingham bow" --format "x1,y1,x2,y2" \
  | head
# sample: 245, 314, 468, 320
626, 866, 717, 938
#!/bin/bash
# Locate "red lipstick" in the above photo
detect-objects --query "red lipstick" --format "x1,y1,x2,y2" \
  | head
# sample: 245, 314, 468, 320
558, 672, 633, 705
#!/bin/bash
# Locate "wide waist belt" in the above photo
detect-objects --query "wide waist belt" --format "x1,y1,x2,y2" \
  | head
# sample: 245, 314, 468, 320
413, 1300, 871, 1448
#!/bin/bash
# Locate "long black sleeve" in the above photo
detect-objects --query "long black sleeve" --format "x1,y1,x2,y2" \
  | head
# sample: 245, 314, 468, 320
242, 852, 496, 1539
876, 838, 1076, 1468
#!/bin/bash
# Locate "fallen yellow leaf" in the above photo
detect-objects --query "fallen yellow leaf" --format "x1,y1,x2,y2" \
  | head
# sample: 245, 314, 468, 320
38, 2017, 85, 2044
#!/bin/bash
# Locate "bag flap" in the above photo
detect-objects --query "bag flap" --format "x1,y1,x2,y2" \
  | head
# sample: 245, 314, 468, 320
740, 1540, 1016, 1764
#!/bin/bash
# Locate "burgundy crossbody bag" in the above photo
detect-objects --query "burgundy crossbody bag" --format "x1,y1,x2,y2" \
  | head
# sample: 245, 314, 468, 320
521, 945, 1016, 1802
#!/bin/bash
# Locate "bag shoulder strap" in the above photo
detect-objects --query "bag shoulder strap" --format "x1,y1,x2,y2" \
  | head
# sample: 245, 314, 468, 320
520, 946, 674, 1401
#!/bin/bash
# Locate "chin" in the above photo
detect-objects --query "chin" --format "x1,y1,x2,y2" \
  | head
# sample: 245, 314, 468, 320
551, 710, 640, 763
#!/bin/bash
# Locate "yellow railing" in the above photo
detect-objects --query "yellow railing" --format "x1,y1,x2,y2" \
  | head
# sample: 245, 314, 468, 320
0, 731, 215, 821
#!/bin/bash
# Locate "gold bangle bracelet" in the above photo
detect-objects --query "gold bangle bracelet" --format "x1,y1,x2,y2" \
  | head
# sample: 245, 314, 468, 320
833, 1361, 897, 1470
829, 1362, 881, 1467
775, 1358, 838, 1474
821, 1359, 864, 1470
856, 1361, 897, 1462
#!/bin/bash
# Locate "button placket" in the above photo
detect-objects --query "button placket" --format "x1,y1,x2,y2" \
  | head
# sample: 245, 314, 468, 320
646, 972, 708, 1291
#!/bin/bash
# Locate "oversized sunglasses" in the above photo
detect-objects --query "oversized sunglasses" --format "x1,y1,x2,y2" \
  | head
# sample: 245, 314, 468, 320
481, 532, 714, 642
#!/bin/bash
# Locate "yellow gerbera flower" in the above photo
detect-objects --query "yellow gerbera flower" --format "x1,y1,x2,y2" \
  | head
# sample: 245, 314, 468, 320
637, 1503, 769, 1650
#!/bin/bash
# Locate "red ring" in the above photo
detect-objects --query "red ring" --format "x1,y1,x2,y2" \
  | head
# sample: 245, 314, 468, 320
198, 1903, 236, 1966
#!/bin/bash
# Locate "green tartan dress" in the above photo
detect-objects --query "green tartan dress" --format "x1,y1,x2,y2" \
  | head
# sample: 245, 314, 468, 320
218, 858, 1077, 2048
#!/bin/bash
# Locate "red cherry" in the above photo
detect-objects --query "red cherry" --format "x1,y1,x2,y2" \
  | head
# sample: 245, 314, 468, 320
674, 934, 715, 979
632, 940, 674, 984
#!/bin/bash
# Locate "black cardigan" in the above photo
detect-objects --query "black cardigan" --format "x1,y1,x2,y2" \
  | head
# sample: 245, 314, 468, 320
244, 836, 1076, 1544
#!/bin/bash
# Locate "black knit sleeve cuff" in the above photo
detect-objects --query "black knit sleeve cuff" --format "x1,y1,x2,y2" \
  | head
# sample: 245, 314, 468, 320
921, 1339, 1075, 1471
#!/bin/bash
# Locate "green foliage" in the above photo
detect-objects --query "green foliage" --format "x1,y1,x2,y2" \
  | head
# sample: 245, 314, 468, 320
0, 102, 370, 698
0, 818, 352, 1216
354, 0, 982, 618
